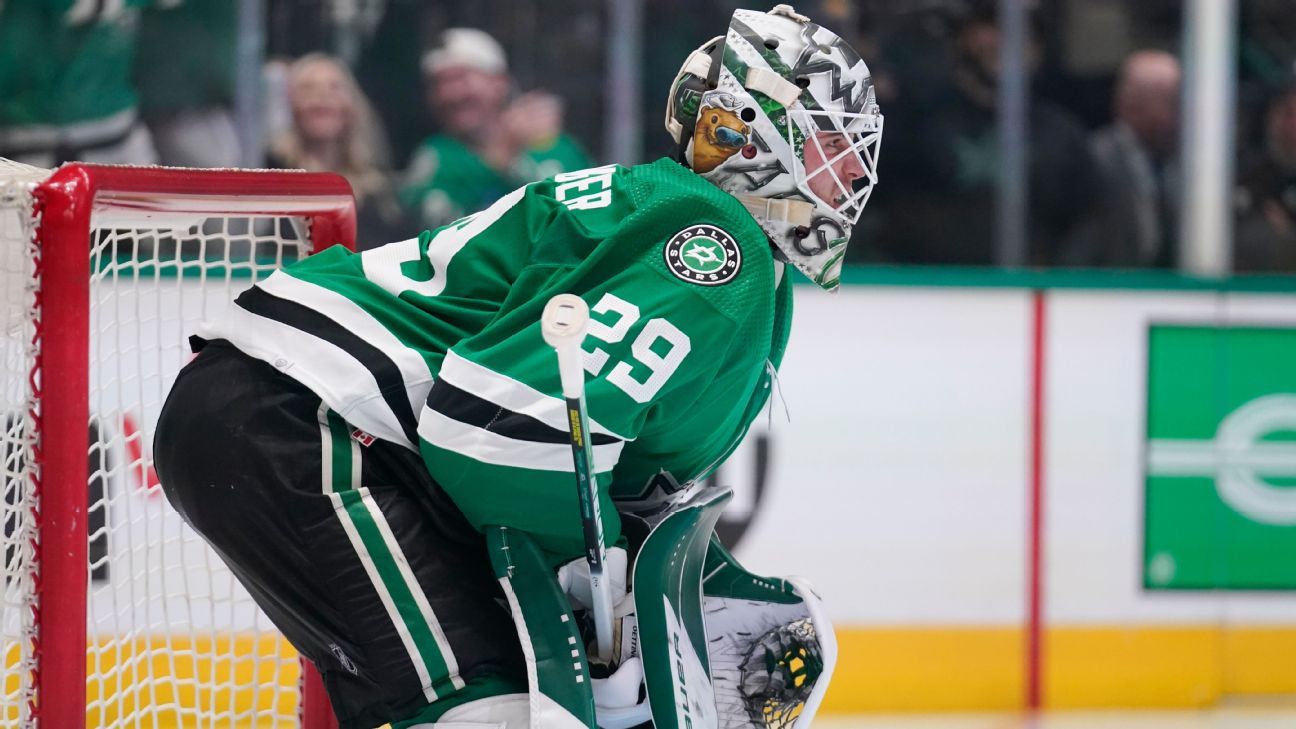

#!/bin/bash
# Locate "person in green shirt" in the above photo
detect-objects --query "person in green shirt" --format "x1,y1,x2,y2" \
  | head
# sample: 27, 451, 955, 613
154, 5, 880, 728
0, 0, 160, 166
400, 27, 592, 231
133, 0, 241, 168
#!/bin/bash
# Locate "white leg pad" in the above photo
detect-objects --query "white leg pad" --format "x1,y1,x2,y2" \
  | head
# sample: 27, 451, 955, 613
405, 693, 531, 729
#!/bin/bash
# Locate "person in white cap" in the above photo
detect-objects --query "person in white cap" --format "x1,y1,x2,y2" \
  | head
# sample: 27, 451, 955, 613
400, 27, 591, 231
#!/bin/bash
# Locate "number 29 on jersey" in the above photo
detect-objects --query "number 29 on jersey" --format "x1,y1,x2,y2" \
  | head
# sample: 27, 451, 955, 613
580, 292, 691, 404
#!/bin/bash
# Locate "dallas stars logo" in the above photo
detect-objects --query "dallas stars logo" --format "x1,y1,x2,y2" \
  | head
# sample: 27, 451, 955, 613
683, 240, 724, 270
663, 224, 742, 286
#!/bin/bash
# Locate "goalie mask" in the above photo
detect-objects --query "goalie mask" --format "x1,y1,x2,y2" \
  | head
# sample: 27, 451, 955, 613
666, 4, 883, 290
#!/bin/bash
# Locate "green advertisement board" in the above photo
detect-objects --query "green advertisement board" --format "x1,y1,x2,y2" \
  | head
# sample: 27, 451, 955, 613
1144, 325, 1296, 590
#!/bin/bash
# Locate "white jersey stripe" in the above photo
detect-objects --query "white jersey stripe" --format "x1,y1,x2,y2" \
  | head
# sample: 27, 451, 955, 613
197, 305, 416, 451
259, 270, 434, 419
438, 350, 630, 442
418, 407, 624, 472
424, 186, 530, 298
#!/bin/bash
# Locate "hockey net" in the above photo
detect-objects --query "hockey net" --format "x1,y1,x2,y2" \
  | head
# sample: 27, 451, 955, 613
0, 160, 355, 727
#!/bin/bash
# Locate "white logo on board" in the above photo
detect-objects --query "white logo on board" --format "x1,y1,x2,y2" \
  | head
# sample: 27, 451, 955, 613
1146, 394, 1296, 526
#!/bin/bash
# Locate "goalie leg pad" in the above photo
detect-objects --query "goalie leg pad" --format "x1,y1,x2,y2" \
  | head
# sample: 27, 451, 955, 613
631, 487, 732, 729
487, 526, 598, 729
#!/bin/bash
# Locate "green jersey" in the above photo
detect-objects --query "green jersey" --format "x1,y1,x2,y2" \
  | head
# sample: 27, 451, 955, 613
0, 0, 155, 129
400, 133, 592, 231
201, 158, 792, 560
134, 0, 236, 115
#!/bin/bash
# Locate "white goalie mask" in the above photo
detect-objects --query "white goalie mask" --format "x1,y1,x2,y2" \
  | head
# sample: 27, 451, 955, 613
666, 4, 883, 290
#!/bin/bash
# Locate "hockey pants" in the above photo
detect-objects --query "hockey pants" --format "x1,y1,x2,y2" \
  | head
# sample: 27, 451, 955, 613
154, 341, 527, 729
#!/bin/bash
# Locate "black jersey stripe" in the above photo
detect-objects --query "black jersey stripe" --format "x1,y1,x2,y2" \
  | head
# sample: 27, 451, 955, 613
235, 287, 421, 445
425, 381, 621, 447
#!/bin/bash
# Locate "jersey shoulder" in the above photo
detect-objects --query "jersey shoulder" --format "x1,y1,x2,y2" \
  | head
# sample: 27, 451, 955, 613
621, 159, 778, 318
530, 158, 765, 247
521, 158, 778, 333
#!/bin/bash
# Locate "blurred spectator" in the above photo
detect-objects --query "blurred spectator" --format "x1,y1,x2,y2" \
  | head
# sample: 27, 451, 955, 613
401, 28, 591, 231
1235, 84, 1296, 274
873, 4, 1100, 266
134, 0, 242, 168
0, 0, 157, 167
267, 54, 408, 247
1062, 51, 1181, 268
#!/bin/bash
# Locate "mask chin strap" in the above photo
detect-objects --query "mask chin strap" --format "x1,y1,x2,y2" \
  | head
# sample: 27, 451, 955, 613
733, 194, 815, 230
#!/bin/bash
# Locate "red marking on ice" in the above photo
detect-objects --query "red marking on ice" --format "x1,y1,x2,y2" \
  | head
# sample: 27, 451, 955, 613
121, 413, 161, 496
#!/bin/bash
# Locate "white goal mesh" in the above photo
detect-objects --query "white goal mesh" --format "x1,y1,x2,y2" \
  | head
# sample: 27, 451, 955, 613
1, 160, 43, 727
0, 162, 352, 728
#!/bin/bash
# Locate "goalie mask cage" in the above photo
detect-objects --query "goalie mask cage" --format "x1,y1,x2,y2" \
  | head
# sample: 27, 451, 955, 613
0, 160, 355, 728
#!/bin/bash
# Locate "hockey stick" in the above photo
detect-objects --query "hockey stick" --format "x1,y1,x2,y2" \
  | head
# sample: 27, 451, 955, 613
541, 294, 615, 663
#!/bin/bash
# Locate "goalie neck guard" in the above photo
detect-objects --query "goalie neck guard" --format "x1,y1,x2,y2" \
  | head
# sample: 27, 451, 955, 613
666, 4, 883, 291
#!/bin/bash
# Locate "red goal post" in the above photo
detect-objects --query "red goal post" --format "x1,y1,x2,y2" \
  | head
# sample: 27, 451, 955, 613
1, 161, 355, 727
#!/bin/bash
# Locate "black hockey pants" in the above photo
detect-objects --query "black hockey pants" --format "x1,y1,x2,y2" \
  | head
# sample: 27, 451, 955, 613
154, 341, 525, 729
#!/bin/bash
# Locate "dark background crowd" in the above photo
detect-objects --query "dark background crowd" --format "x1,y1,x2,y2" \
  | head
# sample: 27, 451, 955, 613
2, 0, 1295, 273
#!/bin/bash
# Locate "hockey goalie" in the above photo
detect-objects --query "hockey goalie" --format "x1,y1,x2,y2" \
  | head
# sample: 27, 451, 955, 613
154, 6, 881, 728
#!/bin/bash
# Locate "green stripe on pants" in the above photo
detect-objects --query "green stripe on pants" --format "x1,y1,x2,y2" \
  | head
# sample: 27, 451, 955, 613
334, 489, 459, 694
327, 409, 355, 493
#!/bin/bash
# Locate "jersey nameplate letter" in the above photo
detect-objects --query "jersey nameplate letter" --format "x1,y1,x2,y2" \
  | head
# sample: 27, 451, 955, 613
554, 165, 618, 211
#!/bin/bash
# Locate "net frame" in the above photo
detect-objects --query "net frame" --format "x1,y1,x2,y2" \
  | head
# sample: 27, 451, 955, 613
2, 162, 356, 728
